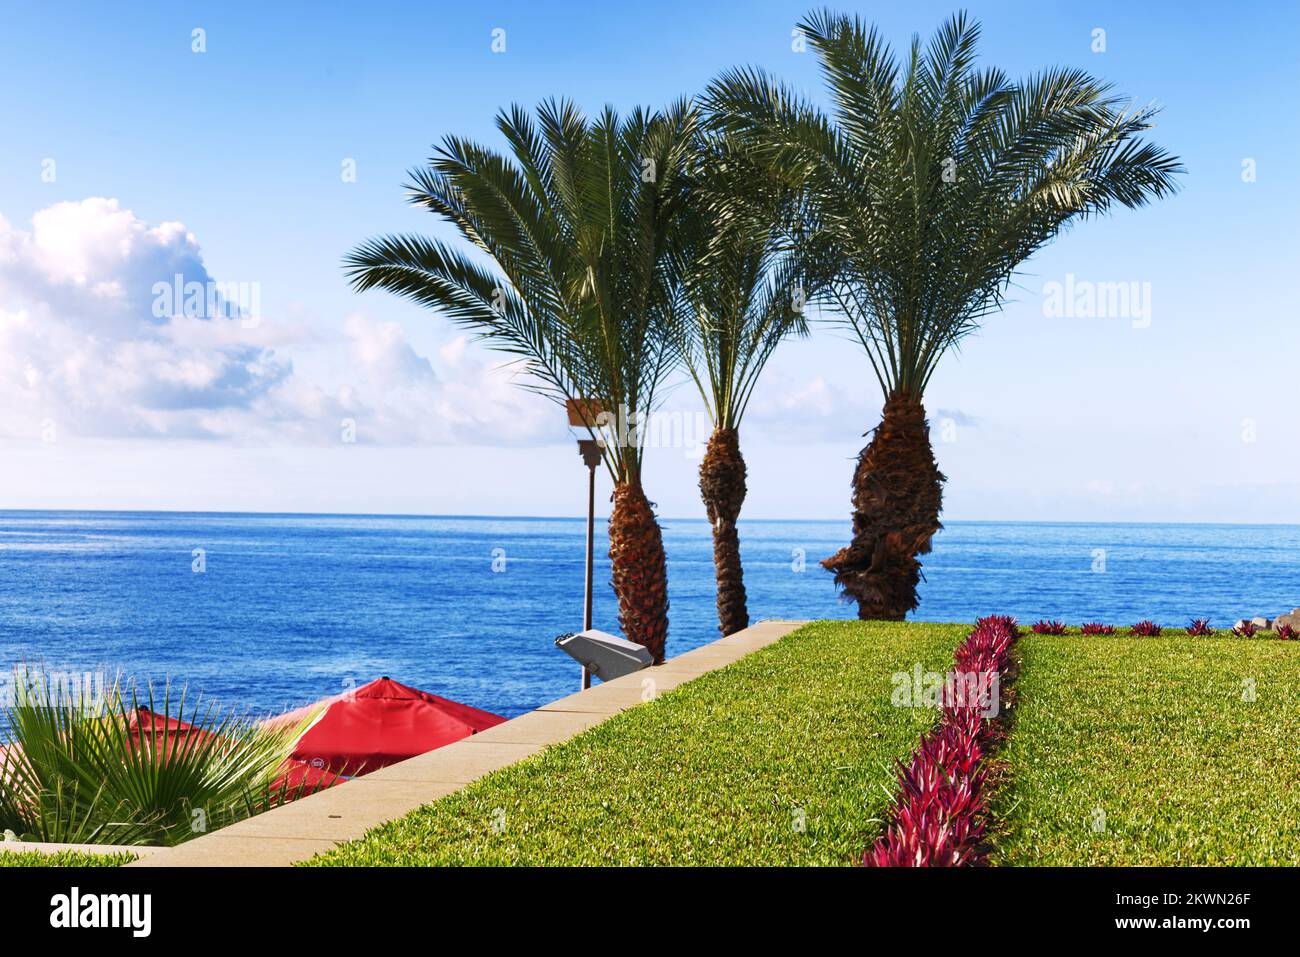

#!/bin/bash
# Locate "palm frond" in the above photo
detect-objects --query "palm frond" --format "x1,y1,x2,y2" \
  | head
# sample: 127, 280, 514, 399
708, 10, 1183, 397
0, 668, 320, 845
346, 101, 700, 481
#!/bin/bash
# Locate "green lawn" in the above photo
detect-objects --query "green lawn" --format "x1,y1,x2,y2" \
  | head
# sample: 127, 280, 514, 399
993, 631, 1300, 865
307, 621, 966, 866
0, 849, 137, 867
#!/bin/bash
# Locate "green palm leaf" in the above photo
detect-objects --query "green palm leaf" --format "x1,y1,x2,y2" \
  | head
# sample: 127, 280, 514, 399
706, 8, 1183, 395
0, 668, 320, 846
346, 100, 699, 483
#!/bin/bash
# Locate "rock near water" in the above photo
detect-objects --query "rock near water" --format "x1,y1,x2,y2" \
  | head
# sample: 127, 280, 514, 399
1273, 608, 1300, 631
1234, 608, 1300, 632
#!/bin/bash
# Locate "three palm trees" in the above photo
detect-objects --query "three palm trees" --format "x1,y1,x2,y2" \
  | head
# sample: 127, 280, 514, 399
347, 11, 1180, 652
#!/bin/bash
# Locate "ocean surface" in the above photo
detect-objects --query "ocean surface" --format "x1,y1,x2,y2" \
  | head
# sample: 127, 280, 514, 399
0, 511, 1296, 722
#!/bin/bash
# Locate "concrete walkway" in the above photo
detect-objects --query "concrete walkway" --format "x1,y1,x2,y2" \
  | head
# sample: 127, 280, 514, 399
130, 620, 804, 867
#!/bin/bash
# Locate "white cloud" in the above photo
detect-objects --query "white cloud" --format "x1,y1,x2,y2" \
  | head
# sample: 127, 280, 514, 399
336, 321, 553, 445
744, 372, 872, 443
344, 314, 436, 385
0, 198, 207, 334
0, 198, 557, 447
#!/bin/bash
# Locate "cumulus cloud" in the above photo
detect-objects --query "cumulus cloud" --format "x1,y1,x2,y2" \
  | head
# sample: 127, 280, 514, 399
933, 407, 980, 428
0, 198, 210, 334
335, 319, 552, 445
344, 314, 436, 385
0, 198, 556, 446
739, 371, 985, 446
744, 372, 873, 443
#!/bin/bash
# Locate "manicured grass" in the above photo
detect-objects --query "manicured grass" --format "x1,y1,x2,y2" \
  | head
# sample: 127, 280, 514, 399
993, 631, 1300, 865
0, 849, 136, 867
307, 621, 967, 866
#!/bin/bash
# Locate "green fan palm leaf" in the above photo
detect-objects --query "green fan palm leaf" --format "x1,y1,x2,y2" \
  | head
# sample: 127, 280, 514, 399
0, 669, 320, 845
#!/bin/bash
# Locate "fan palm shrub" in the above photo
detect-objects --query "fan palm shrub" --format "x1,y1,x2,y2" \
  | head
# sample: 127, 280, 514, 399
707, 10, 1182, 620
676, 137, 831, 635
0, 669, 318, 845
345, 101, 698, 661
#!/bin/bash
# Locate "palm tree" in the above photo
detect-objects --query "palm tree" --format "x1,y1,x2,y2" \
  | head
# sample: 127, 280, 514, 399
706, 10, 1182, 620
676, 139, 828, 635
344, 100, 697, 662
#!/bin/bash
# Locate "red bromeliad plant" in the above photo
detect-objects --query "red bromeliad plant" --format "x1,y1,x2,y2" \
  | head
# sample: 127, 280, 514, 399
1080, 622, 1116, 635
864, 615, 1018, 867
1276, 624, 1297, 640
1232, 621, 1258, 638
981, 614, 1019, 633
1130, 620, 1162, 637
1185, 618, 1213, 636
1031, 620, 1067, 635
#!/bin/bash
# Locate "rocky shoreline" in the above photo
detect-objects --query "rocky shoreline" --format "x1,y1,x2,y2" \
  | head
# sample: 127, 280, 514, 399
1234, 607, 1300, 632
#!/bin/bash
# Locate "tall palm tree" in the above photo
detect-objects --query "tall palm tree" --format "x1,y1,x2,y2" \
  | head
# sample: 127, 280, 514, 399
707, 10, 1182, 620
344, 100, 697, 661
677, 139, 827, 635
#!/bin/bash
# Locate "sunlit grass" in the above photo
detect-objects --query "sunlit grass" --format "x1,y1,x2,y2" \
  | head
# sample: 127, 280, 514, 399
992, 631, 1300, 865
0, 849, 136, 867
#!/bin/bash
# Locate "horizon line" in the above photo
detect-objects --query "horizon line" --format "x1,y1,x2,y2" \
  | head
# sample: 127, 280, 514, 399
0, 507, 1296, 529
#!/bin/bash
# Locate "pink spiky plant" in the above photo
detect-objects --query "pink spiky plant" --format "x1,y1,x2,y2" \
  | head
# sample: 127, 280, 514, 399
1031, 619, 1067, 635
1185, 618, 1213, 636
1275, 624, 1296, 640
1233, 621, 1258, 638
1080, 622, 1116, 635
1130, 620, 1162, 637
979, 614, 1019, 636
864, 615, 1017, 867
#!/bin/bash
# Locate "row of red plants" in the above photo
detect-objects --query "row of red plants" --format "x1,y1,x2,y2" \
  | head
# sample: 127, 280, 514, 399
1031, 618, 1297, 639
864, 614, 1019, 867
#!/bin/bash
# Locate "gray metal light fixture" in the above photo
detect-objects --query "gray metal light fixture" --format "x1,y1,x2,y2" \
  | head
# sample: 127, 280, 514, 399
555, 629, 653, 682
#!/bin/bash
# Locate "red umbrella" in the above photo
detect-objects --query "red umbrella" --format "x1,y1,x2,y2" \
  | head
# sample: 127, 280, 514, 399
272, 677, 506, 776
125, 707, 215, 760
271, 757, 345, 794
128, 707, 343, 795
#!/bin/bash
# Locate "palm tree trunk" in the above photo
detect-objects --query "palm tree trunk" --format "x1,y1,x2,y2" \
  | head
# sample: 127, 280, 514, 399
608, 480, 670, 663
699, 427, 749, 636
821, 391, 945, 620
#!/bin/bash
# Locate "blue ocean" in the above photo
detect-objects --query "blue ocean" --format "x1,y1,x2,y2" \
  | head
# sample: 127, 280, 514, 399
1, 511, 1295, 721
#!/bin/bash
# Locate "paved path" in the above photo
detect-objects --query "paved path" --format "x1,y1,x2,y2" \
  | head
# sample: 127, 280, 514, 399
130, 620, 805, 867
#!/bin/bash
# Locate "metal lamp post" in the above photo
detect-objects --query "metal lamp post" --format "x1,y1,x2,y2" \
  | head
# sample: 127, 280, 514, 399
567, 399, 604, 690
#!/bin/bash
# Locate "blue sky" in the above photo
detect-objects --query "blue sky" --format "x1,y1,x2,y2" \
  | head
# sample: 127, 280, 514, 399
1, 1, 1297, 521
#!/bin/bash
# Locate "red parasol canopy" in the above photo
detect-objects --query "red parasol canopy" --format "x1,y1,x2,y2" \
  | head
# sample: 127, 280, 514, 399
125, 706, 215, 759
128, 706, 342, 794
273, 677, 506, 776
270, 756, 345, 794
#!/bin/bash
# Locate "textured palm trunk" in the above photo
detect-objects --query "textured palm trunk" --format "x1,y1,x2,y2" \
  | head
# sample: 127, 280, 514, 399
608, 479, 670, 663
699, 427, 749, 636
821, 391, 945, 621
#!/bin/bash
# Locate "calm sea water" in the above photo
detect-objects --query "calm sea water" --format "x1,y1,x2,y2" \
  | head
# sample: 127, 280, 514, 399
0, 511, 1296, 721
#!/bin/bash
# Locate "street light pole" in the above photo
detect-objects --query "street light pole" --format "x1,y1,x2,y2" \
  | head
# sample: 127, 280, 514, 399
577, 438, 601, 690
568, 397, 606, 692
